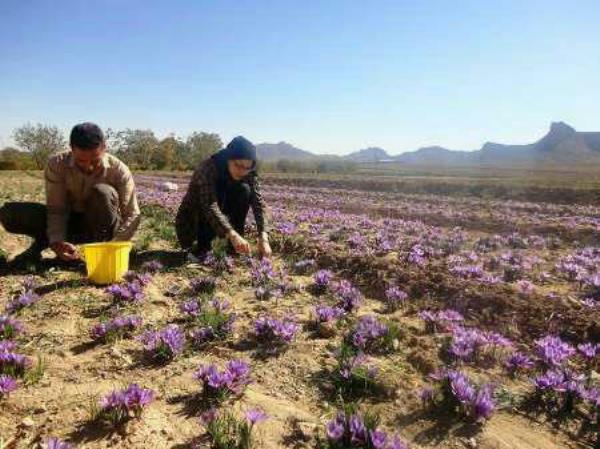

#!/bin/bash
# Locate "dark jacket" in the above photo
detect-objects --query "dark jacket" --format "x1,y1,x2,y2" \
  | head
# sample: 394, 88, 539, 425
175, 157, 268, 250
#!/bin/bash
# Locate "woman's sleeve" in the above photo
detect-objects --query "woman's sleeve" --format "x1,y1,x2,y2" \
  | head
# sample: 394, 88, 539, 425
179, 164, 234, 241
250, 173, 269, 235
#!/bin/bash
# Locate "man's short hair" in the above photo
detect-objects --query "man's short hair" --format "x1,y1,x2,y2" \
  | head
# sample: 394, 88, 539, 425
70, 122, 105, 150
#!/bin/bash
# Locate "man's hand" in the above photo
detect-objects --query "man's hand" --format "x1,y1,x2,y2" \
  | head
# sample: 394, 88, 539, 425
258, 234, 272, 259
227, 230, 251, 255
50, 241, 80, 261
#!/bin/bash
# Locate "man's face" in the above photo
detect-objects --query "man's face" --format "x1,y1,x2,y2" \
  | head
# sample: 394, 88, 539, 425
227, 159, 253, 181
72, 143, 106, 174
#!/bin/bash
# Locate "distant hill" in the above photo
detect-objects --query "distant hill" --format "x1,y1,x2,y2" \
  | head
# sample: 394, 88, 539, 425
255, 142, 316, 161
393, 122, 600, 166
255, 122, 600, 166
345, 147, 391, 162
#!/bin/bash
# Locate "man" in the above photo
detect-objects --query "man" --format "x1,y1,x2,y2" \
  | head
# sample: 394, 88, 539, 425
175, 136, 272, 259
0, 122, 140, 266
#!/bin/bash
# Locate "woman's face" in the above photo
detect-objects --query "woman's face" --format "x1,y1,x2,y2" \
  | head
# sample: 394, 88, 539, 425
228, 159, 253, 180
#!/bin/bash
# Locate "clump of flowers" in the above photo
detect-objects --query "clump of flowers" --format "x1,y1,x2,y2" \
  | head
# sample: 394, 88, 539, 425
422, 369, 496, 423
197, 407, 268, 449
123, 270, 153, 287
0, 315, 24, 340
189, 298, 237, 347
138, 325, 185, 363
333, 280, 363, 313
384, 286, 408, 312
313, 305, 345, 337
293, 259, 316, 275
44, 438, 74, 449
531, 368, 588, 416
333, 343, 378, 396
348, 315, 400, 354
250, 258, 292, 301
90, 315, 143, 342
419, 309, 464, 333
5, 291, 41, 315
535, 335, 576, 367
194, 359, 252, 402
447, 327, 513, 365
97, 383, 155, 425
190, 276, 218, 295
106, 281, 145, 303
0, 341, 32, 378
206, 237, 235, 273
504, 352, 535, 377
254, 315, 299, 348
0, 374, 18, 398
313, 270, 334, 295
141, 260, 163, 273
320, 409, 408, 449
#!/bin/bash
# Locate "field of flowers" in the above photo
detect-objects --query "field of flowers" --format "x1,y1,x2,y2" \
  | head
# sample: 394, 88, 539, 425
1, 170, 600, 449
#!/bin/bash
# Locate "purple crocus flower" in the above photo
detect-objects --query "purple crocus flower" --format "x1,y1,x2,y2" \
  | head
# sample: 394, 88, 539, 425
535, 335, 575, 367
325, 414, 345, 441
333, 280, 363, 313
194, 359, 252, 397
348, 414, 366, 443
190, 276, 217, 294
5, 291, 41, 314
0, 374, 17, 396
44, 438, 74, 449
180, 299, 201, 317
577, 342, 599, 360
385, 286, 408, 310
350, 315, 389, 352
313, 269, 334, 292
90, 315, 142, 341
138, 325, 185, 361
369, 429, 388, 448
314, 305, 344, 323
141, 260, 163, 273
448, 371, 475, 403
471, 385, 496, 421
254, 316, 299, 345
504, 352, 535, 374
99, 383, 155, 422
0, 315, 24, 339
245, 408, 268, 425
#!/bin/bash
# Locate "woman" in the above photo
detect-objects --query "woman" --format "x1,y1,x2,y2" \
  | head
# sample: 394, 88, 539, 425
175, 136, 272, 259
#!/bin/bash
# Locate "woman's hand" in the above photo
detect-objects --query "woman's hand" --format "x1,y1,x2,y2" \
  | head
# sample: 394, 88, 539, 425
258, 233, 272, 259
227, 230, 251, 254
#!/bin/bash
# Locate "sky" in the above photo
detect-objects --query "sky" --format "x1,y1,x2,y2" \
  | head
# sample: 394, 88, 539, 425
1, 0, 599, 155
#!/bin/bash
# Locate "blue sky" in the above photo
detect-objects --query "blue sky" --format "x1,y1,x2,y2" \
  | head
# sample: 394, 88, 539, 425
1, 0, 599, 155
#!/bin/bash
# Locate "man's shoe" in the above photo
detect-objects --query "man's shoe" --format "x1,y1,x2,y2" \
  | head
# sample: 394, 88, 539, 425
9, 249, 42, 270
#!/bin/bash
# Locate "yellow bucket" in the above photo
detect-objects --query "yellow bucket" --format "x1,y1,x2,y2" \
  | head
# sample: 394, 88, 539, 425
82, 241, 133, 285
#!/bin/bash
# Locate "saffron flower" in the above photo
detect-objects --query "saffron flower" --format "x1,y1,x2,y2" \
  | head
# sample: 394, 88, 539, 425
254, 316, 299, 346
98, 383, 155, 425
138, 325, 185, 362
535, 335, 575, 367
194, 359, 252, 400
0, 315, 24, 340
90, 315, 142, 342
0, 374, 17, 397
44, 438, 74, 449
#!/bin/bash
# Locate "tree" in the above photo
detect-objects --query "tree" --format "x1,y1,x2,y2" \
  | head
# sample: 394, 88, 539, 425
0, 147, 37, 170
154, 135, 186, 170
185, 132, 222, 168
13, 123, 67, 169
111, 129, 159, 169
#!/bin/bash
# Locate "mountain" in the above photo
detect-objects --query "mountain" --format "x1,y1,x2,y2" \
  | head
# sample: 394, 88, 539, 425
255, 142, 316, 161
255, 122, 600, 166
346, 147, 391, 162
394, 122, 600, 166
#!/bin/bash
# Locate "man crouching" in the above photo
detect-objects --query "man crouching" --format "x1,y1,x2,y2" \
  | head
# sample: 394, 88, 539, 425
0, 122, 140, 266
